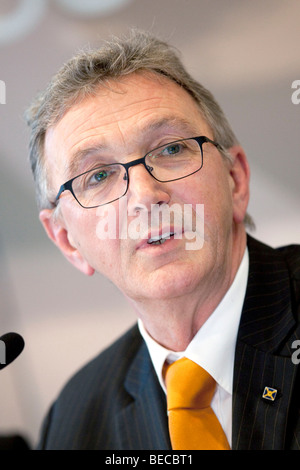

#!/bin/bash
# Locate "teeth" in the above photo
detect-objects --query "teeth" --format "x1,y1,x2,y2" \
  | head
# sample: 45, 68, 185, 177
147, 232, 175, 245
151, 239, 165, 245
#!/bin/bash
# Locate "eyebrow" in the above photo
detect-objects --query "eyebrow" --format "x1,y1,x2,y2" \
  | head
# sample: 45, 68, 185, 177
66, 143, 109, 179
65, 116, 200, 179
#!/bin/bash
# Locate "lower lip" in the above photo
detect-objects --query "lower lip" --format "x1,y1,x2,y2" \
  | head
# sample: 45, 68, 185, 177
137, 235, 183, 254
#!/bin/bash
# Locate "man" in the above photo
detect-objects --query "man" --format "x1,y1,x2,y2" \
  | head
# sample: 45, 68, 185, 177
26, 30, 300, 450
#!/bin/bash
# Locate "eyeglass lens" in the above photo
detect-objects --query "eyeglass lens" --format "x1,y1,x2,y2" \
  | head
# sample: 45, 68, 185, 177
71, 138, 203, 208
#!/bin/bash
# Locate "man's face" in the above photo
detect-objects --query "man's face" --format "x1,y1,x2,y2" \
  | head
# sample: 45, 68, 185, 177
42, 72, 249, 307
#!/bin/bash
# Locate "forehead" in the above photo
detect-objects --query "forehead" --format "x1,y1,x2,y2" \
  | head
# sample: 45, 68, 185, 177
44, 72, 211, 182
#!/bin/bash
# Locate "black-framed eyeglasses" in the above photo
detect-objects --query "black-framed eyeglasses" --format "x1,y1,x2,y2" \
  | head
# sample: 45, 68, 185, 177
54, 136, 222, 209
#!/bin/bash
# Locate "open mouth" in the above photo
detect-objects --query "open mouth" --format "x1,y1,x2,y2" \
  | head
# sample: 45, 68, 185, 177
147, 232, 175, 245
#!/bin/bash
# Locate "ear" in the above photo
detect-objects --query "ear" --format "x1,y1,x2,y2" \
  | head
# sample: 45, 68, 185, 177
227, 146, 250, 225
39, 209, 95, 276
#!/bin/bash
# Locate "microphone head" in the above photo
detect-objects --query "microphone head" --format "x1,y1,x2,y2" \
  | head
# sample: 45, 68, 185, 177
0, 333, 25, 370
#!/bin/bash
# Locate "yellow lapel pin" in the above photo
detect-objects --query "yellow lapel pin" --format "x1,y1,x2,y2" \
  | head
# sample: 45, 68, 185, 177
262, 386, 278, 401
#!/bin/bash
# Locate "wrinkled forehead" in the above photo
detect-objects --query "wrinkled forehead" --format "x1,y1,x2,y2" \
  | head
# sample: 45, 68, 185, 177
44, 72, 211, 185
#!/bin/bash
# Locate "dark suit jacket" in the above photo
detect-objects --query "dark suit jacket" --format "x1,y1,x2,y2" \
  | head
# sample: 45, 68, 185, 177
37, 236, 300, 450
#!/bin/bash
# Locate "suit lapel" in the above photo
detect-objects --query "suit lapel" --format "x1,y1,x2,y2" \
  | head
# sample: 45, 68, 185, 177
115, 340, 171, 450
113, 236, 299, 450
232, 236, 299, 449
233, 341, 298, 449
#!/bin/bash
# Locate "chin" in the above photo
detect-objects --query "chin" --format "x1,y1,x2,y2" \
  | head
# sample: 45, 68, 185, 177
136, 262, 203, 301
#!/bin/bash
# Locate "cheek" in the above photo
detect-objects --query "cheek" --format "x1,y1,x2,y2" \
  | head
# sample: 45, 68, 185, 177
65, 210, 120, 271
205, 186, 234, 239
181, 172, 233, 235
84, 232, 120, 274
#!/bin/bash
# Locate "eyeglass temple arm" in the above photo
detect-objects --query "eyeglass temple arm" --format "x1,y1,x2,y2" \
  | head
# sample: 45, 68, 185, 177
201, 136, 223, 151
55, 185, 64, 201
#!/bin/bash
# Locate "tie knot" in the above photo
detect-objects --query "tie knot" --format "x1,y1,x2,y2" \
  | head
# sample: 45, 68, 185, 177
164, 357, 216, 410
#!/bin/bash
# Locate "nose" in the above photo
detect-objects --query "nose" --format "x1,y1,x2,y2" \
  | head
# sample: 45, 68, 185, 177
126, 163, 171, 215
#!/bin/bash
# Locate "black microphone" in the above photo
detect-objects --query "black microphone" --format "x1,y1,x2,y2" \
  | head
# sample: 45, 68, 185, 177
0, 333, 25, 370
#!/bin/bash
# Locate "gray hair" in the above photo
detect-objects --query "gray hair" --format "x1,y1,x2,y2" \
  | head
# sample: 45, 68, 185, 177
25, 29, 254, 228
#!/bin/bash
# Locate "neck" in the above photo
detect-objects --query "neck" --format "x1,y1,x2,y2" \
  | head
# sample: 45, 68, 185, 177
129, 227, 247, 351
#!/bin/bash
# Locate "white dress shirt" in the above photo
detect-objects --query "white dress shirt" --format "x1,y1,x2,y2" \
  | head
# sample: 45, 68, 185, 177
138, 248, 249, 447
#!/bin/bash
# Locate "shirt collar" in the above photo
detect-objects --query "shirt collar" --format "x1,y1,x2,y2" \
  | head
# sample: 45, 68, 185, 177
138, 247, 249, 395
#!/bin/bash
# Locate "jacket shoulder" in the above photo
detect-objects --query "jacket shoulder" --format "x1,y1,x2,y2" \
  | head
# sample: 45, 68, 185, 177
37, 324, 145, 449
277, 243, 300, 279
59, 323, 142, 397
247, 235, 300, 278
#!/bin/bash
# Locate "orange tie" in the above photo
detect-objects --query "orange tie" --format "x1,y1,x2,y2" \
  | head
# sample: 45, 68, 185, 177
164, 357, 230, 450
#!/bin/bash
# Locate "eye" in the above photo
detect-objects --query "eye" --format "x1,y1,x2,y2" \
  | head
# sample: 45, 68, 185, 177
83, 169, 109, 189
149, 143, 183, 159
93, 170, 108, 182
162, 143, 181, 155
